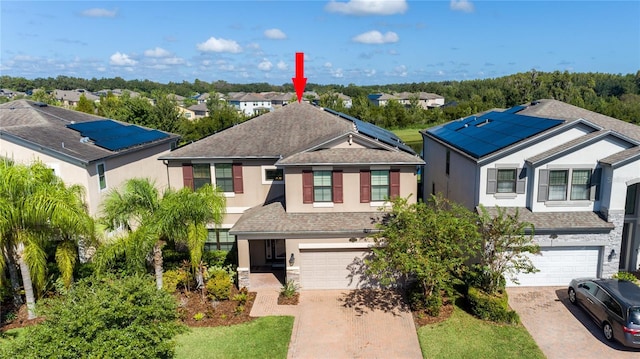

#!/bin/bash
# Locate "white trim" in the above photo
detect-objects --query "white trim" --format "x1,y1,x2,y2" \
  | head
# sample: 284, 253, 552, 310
494, 193, 517, 199
370, 201, 390, 207
286, 266, 300, 271
206, 223, 234, 229
223, 192, 236, 198
226, 206, 250, 214
495, 163, 520, 169
261, 165, 284, 185
299, 242, 375, 250
313, 202, 334, 208
237, 267, 249, 271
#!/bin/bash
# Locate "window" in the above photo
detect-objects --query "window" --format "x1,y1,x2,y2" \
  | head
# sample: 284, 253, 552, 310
193, 164, 211, 190
205, 229, 235, 251
97, 163, 106, 190
497, 169, 517, 193
313, 170, 332, 202
548, 170, 568, 201
625, 183, 638, 215
371, 170, 390, 201
265, 168, 284, 182
570, 169, 591, 200
445, 150, 450, 176
215, 164, 233, 192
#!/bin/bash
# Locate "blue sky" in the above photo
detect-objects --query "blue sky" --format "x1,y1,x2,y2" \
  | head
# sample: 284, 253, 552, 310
1, 1, 639, 86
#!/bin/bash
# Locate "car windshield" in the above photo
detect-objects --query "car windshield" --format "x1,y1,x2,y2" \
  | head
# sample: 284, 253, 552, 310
630, 307, 640, 325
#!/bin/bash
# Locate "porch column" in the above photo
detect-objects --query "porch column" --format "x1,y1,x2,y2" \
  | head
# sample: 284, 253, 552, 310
237, 238, 250, 289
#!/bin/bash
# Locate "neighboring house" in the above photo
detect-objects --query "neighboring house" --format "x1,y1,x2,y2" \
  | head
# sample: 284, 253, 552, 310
0, 100, 180, 216
186, 103, 209, 119
337, 93, 353, 109
421, 99, 640, 286
54, 89, 100, 107
262, 92, 293, 108
160, 102, 424, 290
178, 106, 197, 120
227, 93, 272, 116
369, 92, 444, 109
95, 89, 142, 98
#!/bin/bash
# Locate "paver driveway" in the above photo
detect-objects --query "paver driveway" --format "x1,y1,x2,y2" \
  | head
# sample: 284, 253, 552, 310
507, 286, 640, 359
286, 290, 422, 359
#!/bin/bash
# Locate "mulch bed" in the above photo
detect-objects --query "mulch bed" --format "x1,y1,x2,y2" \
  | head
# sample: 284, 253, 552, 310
412, 301, 454, 327
277, 293, 299, 305
176, 286, 256, 327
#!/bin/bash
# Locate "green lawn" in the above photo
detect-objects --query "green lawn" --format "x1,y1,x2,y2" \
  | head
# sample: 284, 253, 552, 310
391, 127, 424, 144
174, 316, 294, 359
417, 306, 544, 359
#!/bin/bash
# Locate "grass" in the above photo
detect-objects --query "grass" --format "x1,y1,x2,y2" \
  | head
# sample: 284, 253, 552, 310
417, 305, 544, 359
174, 316, 294, 359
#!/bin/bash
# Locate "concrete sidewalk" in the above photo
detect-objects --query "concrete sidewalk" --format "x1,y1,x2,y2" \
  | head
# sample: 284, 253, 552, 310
251, 289, 422, 359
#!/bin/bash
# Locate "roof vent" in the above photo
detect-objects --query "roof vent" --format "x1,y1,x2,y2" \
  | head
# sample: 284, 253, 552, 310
475, 119, 492, 127
34, 102, 48, 107
531, 100, 540, 106
80, 137, 90, 143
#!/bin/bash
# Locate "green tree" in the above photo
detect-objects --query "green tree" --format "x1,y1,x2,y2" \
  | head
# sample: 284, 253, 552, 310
367, 195, 480, 315
95, 178, 226, 289
0, 160, 94, 319
29, 89, 59, 105
75, 93, 95, 114
0, 275, 185, 358
476, 205, 539, 294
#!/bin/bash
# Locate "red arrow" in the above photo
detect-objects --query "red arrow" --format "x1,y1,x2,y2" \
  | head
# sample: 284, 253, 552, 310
292, 52, 307, 103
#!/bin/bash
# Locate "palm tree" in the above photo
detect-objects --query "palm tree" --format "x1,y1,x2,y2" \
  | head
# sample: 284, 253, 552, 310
0, 160, 94, 319
95, 178, 226, 289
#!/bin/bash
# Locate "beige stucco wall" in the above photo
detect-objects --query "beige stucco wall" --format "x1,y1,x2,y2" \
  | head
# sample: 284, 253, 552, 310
285, 166, 418, 213
1, 138, 174, 216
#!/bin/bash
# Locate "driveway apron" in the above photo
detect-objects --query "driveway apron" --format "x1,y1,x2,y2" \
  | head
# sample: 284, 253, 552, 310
507, 286, 640, 359
252, 289, 422, 359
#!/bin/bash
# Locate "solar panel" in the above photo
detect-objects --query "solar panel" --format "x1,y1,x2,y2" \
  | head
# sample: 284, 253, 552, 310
426, 109, 563, 158
67, 119, 170, 151
323, 108, 416, 154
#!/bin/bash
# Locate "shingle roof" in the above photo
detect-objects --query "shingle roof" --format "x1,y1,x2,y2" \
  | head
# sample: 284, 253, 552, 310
230, 201, 382, 235
0, 100, 178, 164
161, 102, 354, 159
599, 146, 640, 166
478, 206, 614, 232
277, 148, 423, 166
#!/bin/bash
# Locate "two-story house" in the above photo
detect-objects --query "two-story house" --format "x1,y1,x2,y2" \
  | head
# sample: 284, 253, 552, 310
227, 93, 272, 116
422, 99, 640, 286
0, 100, 179, 216
160, 102, 424, 290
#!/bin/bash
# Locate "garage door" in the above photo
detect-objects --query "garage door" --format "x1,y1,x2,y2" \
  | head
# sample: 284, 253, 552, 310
300, 249, 377, 290
507, 246, 601, 287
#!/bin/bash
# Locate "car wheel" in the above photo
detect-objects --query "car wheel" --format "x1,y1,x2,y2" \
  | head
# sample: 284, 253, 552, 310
603, 322, 614, 342
568, 288, 577, 305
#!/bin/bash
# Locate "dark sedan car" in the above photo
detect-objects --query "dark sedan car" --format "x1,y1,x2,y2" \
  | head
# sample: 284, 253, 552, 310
568, 278, 640, 348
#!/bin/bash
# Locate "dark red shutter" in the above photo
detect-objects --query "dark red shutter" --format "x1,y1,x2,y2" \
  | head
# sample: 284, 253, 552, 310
390, 169, 400, 198
182, 164, 194, 190
360, 170, 371, 203
302, 170, 313, 203
232, 163, 243, 194
332, 170, 343, 203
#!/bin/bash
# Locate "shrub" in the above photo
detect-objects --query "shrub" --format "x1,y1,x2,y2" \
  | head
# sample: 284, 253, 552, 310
206, 270, 232, 300
0, 275, 186, 359
232, 292, 248, 305
280, 280, 299, 299
193, 312, 205, 321
234, 305, 245, 315
613, 271, 639, 284
202, 250, 229, 267
467, 286, 519, 324
163, 268, 192, 293
206, 265, 236, 284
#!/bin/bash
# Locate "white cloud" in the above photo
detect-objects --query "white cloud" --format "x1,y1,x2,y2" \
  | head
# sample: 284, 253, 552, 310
325, 0, 407, 15
160, 57, 185, 65
364, 69, 376, 77
352, 30, 399, 44
258, 59, 273, 71
450, 0, 474, 13
80, 8, 117, 18
277, 60, 288, 70
109, 52, 137, 66
264, 29, 287, 40
393, 65, 408, 77
324, 62, 333, 68
331, 68, 344, 78
144, 47, 171, 58
196, 37, 242, 53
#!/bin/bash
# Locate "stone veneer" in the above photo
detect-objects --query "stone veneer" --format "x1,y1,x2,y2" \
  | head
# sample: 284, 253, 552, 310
286, 267, 300, 287
237, 267, 250, 289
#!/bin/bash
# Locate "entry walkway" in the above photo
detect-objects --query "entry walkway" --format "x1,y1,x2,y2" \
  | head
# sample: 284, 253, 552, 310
251, 288, 422, 359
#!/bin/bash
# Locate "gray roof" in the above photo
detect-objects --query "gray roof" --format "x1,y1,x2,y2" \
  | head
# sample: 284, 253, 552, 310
0, 100, 178, 164
229, 93, 269, 102
162, 102, 355, 159
479, 206, 614, 232
187, 103, 208, 112
519, 99, 640, 142
230, 201, 382, 236
599, 146, 640, 167
277, 148, 423, 166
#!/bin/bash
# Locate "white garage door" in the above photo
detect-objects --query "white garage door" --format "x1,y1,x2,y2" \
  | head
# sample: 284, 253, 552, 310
300, 249, 377, 290
507, 246, 601, 287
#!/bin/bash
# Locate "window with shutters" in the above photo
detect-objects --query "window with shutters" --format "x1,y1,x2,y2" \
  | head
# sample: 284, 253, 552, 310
313, 171, 332, 202
548, 170, 568, 200
497, 169, 517, 193
215, 164, 233, 192
193, 164, 212, 190
538, 168, 599, 203
371, 170, 390, 201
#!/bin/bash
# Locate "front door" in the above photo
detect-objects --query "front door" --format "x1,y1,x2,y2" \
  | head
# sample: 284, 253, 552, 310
265, 239, 286, 267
